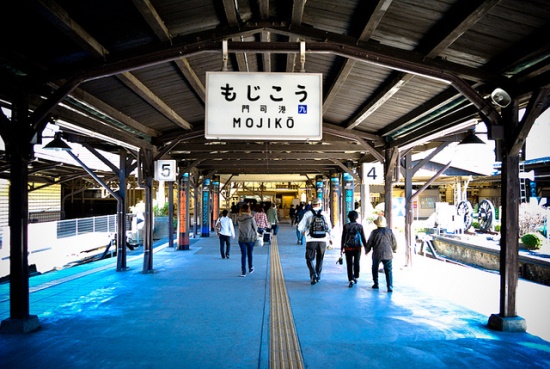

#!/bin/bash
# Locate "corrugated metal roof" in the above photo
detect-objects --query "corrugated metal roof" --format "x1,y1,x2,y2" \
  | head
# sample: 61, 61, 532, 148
0, 0, 549, 181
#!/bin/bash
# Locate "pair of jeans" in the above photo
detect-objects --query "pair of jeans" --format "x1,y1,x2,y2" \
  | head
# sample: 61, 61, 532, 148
372, 259, 393, 289
219, 234, 231, 258
344, 248, 361, 281
305, 241, 326, 281
239, 241, 254, 274
295, 228, 304, 244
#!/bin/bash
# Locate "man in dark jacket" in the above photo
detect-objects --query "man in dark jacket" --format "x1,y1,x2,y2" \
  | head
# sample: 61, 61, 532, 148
365, 215, 397, 292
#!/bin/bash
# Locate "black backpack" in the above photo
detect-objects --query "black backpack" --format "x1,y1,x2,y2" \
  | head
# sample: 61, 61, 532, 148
309, 209, 328, 238
344, 224, 362, 248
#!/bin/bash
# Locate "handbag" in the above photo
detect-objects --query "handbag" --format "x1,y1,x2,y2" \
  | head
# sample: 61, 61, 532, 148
254, 234, 264, 247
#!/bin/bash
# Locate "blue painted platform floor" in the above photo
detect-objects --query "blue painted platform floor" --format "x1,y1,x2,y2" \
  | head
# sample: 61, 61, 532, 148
1, 223, 549, 368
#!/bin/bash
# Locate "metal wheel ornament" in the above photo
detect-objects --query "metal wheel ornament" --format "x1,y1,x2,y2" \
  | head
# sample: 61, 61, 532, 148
477, 199, 494, 232
457, 200, 473, 230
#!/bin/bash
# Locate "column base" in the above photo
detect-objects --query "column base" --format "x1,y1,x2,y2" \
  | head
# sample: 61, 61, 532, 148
488, 314, 526, 332
0, 315, 40, 334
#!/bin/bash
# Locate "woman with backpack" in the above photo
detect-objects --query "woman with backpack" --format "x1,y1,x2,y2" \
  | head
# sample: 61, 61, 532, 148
340, 211, 368, 287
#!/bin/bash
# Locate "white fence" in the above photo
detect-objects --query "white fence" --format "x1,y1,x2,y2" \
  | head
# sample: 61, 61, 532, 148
0, 214, 122, 279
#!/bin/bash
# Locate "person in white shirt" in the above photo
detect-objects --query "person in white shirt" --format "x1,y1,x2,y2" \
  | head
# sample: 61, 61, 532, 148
216, 209, 235, 259
297, 198, 332, 285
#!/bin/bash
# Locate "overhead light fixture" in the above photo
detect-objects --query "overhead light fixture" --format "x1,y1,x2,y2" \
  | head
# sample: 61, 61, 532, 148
43, 133, 72, 151
458, 131, 485, 145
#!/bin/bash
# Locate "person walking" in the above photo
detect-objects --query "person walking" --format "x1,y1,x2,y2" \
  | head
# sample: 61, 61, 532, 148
298, 198, 332, 285
289, 204, 296, 226
266, 203, 279, 235
216, 209, 235, 259
295, 204, 306, 245
236, 204, 258, 277
340, 211, 368, 287
365, 215, 397, 292
253, 205, 269, 234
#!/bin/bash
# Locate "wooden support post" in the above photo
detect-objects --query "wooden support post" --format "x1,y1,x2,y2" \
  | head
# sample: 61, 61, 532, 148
116, 149, 128, 271
168, 181, 174, 248
141, 149, 155, 273
488, 101, 526, 332
0, 96, 40, 333
404, 152, 413, 267
384, 147, 398, 228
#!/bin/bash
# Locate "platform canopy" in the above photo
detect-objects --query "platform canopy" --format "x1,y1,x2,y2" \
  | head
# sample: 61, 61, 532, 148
1, 0, 549, 181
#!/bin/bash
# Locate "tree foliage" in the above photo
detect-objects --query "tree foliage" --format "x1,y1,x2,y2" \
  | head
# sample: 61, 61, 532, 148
519, 202, 548, 236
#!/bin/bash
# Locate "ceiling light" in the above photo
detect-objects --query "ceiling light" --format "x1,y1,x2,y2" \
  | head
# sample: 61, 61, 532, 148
43, 133, 72, 151
458, 131, 485, 145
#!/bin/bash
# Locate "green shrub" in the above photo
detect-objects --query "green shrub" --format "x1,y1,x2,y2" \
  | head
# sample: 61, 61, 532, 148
521, 233, 543, 250
472, 221, 480, 229
153, 202, 170, 216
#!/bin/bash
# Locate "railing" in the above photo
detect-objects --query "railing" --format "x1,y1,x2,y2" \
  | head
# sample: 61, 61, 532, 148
1, 214, 134, 278
55, 214, 135, 239
56, 214, 118, 239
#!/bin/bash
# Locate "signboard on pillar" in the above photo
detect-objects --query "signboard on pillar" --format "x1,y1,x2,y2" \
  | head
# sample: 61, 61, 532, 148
212, 176, 220, 230
393, 197, 406, 217
343, 172, 354, 216
315, 175, 324, 204
201, 179, 211, 237
362, 162, 384, 185
178, 173, 190, 250
155, 160, 177, 182
330, 173, 341, 227
205, 72, 322, 140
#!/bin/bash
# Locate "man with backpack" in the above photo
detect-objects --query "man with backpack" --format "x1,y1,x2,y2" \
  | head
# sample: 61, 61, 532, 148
298, 198, 333, 285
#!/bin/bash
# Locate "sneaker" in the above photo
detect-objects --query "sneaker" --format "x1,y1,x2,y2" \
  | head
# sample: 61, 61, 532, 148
372, 284, 379, 289
310, 274, 317, 285
348, 281, 354, 288
388, 288, 393, 292
353, 278, 357, 284
249, 268, 254, 274
241, 273, 246, 277
226, 255, 230, 259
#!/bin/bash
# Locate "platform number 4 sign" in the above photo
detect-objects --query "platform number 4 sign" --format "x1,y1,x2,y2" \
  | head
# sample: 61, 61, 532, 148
155, 160, 177, 182
362, 163, 383, 184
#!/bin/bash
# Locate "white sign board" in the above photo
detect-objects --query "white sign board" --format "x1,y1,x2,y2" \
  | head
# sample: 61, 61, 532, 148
155, 160, 177, 182
362, 162, 384, 185
205, 72, 322, 140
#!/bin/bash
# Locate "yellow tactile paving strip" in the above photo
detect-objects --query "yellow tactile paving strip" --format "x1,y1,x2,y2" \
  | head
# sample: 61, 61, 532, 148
269, 235, 305, 369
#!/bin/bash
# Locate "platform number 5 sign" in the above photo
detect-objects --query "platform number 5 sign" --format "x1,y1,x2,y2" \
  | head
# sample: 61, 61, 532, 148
155, 160, 177, 182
